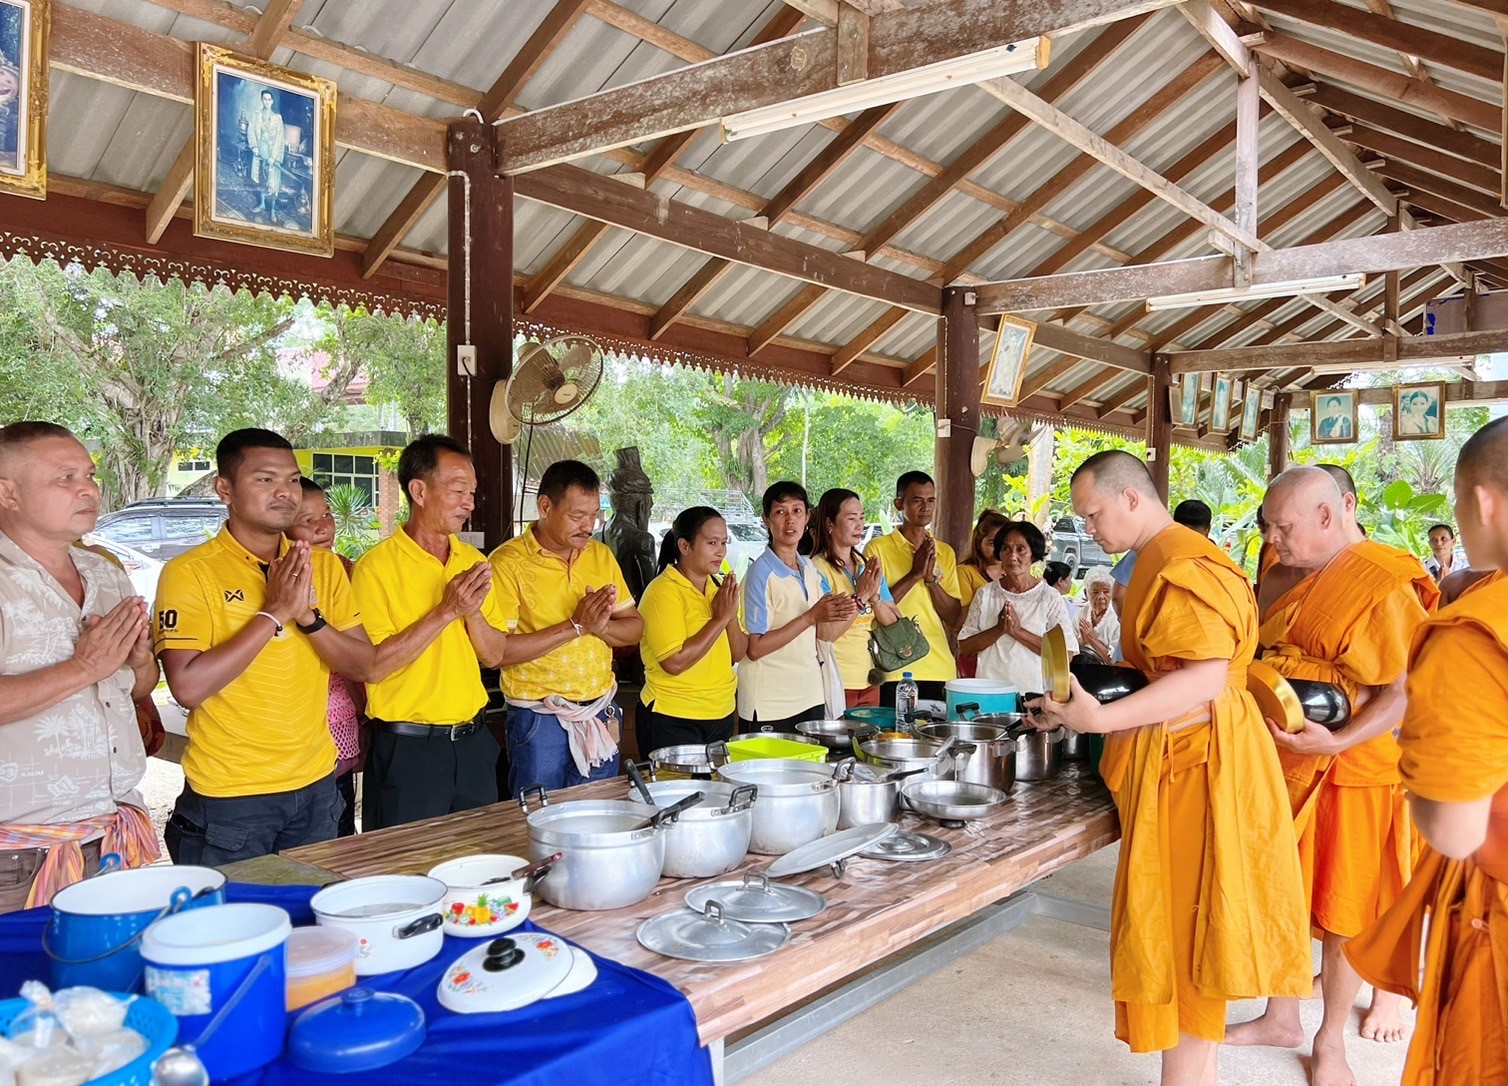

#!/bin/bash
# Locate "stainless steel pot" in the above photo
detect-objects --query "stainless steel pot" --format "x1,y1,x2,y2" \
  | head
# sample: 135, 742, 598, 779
649, 740, 729, 780
1014, 725, 1066, 780
913, 722, 1018, 794
854, 736, 952, 776
795, 718, 879, 753
833, 759, 901, 828
517, 787, 668, 911
716, 759, 839, 856
644, 780, 757, 879
1060, 729, 1091, 761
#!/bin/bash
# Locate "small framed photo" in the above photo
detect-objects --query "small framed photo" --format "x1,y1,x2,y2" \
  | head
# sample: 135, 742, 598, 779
194, 43, 335, 256
1239, 385, 1263, 442
1311, 389, 1358, 445
1210, 374, 1235, 431
980, 316, 1037, 407
0, 0, 49, 201
1392, 381, 1445, 441
1176, 371, 1201, 427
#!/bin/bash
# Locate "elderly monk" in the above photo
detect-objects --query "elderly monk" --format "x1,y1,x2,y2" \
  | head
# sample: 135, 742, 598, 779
1030, 451, 1310, 1086
1345, 417, 1508, 1086
1224, 468, 1431, 1082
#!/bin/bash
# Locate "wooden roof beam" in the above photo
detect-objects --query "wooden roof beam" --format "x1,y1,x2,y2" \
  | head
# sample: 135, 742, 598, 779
831, 309, 909, 375
1096, 376, 1150, 418
1247, 0, 1502, 82
1308, 86, 1499, 168
1345, 127, 1501, 196
493, 0, 1178, 173
1381, 161, 1507, 219
750, 284, 836, 354
901, 348, 938, 388
1162, 324, 1507, 373
1199, 268, 1435, 355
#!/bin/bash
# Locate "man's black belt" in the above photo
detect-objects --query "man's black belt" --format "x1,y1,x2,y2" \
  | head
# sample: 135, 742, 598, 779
371, 717, 482, 741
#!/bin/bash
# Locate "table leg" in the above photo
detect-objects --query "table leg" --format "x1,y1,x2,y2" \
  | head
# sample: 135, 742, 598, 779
707, 1037, 725, 1086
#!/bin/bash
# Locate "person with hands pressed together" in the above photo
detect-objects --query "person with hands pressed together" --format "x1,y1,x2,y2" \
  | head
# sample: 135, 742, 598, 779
959, 520, 1077, 696
863, 471, 960, 706
1077, 565, 1121, 663
352, 435, 508, 830
636, 507, 747, 755
809, 488, 901, 709
155, 429, 371, 864
1347, 417, 1508, 1086
0, 423, 158, 913
739, 481, 856, 729
490, 461, 642, 797
1027, 451, 1309, 1086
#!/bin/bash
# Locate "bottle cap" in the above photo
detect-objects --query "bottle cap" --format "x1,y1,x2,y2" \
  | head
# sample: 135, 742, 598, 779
902, 672, 913, 679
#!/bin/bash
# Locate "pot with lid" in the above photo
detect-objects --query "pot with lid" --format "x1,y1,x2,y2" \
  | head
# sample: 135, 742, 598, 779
913, 722, 1018, 794
518, 787, 680, 911
716, 759, 839, 855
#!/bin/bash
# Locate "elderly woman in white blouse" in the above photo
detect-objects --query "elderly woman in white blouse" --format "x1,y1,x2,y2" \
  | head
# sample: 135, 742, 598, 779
958, 519, 1077, 693
1076, 564, 1122, 663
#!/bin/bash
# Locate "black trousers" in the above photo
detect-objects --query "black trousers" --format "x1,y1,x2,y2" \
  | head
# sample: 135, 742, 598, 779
737, 704, 825, 732
878, 679, 948, 708
638, 707, 735, 757
363, 722, 500, 831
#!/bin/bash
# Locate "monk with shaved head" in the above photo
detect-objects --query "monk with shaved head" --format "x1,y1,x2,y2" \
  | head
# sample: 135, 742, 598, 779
1030, 450, 1309, 1086
1226, 467, 1432, 1083
1348, 416, 1508, 1085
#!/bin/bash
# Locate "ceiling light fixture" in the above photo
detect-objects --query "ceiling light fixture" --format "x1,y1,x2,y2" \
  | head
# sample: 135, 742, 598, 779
1145, 273, 1367, 312
721, 38, 1050, 143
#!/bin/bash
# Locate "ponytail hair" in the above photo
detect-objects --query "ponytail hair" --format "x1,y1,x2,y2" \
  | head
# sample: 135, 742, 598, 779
658, 506, 724, 572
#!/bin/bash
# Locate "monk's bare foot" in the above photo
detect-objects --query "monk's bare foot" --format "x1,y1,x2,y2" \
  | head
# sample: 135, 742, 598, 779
1310, 1032, 1357, 1086
1359, 996, 1406, 1043
1224, 1015, 1304, 1048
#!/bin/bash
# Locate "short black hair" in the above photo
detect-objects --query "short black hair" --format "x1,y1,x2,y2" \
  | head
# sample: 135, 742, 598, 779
299, 477, 325, 496
994, 519, 1047, 563
539, 459, 600, 503
0, 422, 77, 473
217, 428, 293, 479
762, 480, 810, 517
1043, 561, 1073, 587
895, 471, 934, 499
398, 433, 471, 499
1428, 523, 1455, 538
1172, 499, 1213, 531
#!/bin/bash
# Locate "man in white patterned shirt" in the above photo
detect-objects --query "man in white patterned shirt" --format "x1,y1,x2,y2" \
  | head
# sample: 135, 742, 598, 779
0, 422, 160, 913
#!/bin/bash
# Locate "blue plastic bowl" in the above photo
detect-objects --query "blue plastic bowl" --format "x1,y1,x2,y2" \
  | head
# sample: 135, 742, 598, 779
0, 992, 178, 1086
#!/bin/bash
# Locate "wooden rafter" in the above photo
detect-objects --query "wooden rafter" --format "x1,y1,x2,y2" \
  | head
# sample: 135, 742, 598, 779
1345, 128, 1500, 196
1247, 0, 1502, 82
1163, 325, 1508, 372
1382, 161, 1506, 219
831, 309, 909, 375
1309, 86, 1498, 168
1231, 269, 1437, 355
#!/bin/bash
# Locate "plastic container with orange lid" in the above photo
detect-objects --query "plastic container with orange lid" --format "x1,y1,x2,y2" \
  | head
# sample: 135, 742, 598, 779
285, 926, 359, 1010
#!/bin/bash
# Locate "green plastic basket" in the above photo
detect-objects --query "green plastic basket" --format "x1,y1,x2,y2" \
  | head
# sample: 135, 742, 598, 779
726, 736, 828, 763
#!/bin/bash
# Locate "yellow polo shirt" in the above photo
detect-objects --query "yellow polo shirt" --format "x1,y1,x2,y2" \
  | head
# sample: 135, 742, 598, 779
352, 528, 505, 726
638, 567, 736, 720
811, 554, 894, 691
153, 528, 359, 798
489, 525, 633, 703
862, 530, 960, 683
956, 563, 990, 611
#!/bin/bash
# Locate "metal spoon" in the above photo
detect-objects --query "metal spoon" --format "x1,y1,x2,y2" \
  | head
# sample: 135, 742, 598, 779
153, 953, 272, 1086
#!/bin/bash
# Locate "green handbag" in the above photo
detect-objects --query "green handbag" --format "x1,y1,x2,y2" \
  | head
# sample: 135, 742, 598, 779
868, 616, 931, 683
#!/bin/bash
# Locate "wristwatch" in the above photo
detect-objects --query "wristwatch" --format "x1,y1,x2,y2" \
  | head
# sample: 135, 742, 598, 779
297, 608, 328, 635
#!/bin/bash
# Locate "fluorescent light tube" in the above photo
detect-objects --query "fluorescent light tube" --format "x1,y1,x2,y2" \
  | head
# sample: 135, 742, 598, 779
1145, 273, 1367, 311
721, 38, 1050, 143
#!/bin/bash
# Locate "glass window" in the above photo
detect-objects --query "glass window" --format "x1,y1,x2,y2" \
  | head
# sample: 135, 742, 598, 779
333, 455, 354, 474
96, 517, 157, 544
313, 454, 381, 510
312, 453, 333, 472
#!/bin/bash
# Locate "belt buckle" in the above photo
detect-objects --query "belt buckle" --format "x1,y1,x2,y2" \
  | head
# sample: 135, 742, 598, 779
449, 723, 465, 742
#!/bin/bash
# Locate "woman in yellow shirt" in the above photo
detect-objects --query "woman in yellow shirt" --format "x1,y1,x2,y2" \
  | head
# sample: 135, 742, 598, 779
809, 489, 901, 709
954, 509, 1007, 678
637, 507, 747, 755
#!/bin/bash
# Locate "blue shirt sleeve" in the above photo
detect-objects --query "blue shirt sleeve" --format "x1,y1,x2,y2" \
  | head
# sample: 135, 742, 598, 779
742, 554, 773, 635
876, 571, 894, 603
1110, 551, 1137, 586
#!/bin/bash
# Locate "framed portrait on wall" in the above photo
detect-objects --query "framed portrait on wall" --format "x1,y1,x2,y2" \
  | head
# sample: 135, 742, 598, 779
1311, 389, 1358, 445
1392, 381, 1445, 441
1238, 385, 1262, 443
1176, 371, 1201, 427
0, 0, 49, 201
194, 43, 335, 256
980, 316, 1037, 408
1210, 374, 1235, 431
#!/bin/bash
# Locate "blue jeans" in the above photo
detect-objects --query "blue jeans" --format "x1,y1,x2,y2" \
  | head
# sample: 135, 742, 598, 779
506, 706, 621, 799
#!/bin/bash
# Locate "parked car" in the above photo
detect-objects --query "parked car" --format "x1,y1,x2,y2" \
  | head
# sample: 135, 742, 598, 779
81, 533, 164, 605
92, 497, 227, 561
1046, 516, 1115, 580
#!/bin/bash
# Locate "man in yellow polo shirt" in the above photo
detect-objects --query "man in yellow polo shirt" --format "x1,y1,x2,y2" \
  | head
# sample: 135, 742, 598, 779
352, 435, 509, 830
490, 460, 643, 796
155, 429, 372, 865
863, 470, 961, 706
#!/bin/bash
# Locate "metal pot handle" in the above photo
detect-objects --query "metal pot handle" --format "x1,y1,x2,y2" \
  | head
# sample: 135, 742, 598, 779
741, 870, 773, 895
707, 741, 730, 768
956, 701, 980, 721
833, 756, 857, 782
516, 784, 548, 816
702, 899, 727, 926
728, 784, 758, 812
648, 791, 705, 829
395, 912, 444, 940
625, 760, 656, 805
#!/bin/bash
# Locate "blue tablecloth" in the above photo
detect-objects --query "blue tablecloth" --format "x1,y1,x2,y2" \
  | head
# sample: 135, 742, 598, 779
0, 882, 713, 1086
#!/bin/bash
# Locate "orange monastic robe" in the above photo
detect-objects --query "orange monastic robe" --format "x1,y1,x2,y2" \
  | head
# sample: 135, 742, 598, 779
1258, 540, 1433, 937
1255, 540, 1280, 593
1347, 576, 1508, 1086
1104, 524, 1310, 1053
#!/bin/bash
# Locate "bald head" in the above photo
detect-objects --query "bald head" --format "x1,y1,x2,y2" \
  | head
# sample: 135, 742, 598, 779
1458, 416, 1508, 494
1314, 462, 1364, 541
1072, 450, 1159, 498
1069, 449, 1170, 554
1454, 417, 1508, 572
1263, 466, 1349, 570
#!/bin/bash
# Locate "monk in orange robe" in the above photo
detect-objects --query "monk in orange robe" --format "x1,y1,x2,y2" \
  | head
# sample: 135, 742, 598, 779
1438, 565, 1498, 605
1346, 416, 1508, 1085
1030, 451, 1310, 1086
1224, 468, 1431, 1084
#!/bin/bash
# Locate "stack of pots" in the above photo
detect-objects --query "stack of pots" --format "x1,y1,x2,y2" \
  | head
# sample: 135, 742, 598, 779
715, 759, 839, 855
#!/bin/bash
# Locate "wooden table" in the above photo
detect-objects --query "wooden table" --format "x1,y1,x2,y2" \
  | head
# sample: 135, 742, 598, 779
286, 765, 1119, 1075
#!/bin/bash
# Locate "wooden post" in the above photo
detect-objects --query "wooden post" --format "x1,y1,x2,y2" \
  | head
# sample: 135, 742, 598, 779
1148, 367, 1172, 502
934, 287, 981, 553
1267, 392, 1292, 478
446, 118, 514, 550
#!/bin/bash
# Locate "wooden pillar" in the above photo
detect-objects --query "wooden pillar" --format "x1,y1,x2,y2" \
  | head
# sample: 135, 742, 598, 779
934, 287, 981, 553
1147, 368, 1171, 502
1267, 392, 1292, 479
446, 118, 514, 550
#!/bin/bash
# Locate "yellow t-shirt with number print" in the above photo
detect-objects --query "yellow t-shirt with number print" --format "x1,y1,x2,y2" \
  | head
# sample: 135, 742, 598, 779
152, 527, 360, 798
489, 525, 634, 703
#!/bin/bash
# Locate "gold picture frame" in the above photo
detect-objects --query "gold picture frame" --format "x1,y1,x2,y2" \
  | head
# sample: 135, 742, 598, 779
1311, 389, 1358, 445
980, 315, 1037, 407
1392, 381, 1446, 441
194, 43, 335, 256
0, 0, 49, 201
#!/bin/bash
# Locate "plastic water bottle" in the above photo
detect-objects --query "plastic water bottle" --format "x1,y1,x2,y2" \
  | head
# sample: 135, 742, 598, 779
896, 671, 919, 728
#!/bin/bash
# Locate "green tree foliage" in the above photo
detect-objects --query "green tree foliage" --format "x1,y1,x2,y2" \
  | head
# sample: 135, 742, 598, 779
317, 306, 446, 436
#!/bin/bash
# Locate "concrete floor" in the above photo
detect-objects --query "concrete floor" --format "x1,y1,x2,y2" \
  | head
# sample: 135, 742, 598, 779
741, 847, 1412, 1086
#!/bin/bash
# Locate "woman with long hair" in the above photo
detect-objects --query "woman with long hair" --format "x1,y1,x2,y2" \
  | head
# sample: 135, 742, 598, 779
636, 507, 747, 754
808, 488, 901, 709
958, 519, 1078, 693
737, 482, 856, 729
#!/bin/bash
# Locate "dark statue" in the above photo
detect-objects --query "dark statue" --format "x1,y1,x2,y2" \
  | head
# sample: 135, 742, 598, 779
604, 447, 656, 605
